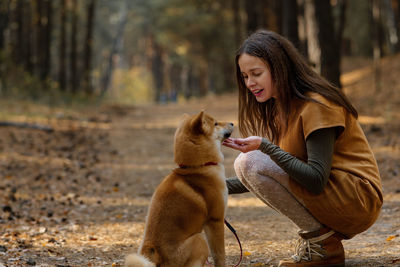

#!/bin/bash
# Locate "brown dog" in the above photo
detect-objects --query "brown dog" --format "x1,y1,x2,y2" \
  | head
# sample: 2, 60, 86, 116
125, 111, 233, 267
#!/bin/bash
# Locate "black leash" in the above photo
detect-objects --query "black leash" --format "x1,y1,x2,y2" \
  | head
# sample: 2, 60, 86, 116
224, 219, 243, 267
206, 219, 243, 267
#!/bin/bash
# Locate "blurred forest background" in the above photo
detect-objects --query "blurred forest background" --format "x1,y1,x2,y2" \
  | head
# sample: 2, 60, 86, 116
0, 0, 400, 104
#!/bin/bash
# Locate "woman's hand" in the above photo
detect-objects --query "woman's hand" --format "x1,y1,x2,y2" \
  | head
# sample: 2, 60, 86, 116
222, 136, 262, 153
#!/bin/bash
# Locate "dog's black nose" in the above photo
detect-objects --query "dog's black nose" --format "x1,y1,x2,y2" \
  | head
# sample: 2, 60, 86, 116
229, 123, 234, 126
224, 132, 232, 138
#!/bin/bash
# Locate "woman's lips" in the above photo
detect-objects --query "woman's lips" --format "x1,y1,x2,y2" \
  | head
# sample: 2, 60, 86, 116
252, 89, 264, 96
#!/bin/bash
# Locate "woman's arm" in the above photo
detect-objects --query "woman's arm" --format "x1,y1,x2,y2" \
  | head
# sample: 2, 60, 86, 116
223, 127, 337, 194
258, 127, 336, 194
226, 177, 249, 194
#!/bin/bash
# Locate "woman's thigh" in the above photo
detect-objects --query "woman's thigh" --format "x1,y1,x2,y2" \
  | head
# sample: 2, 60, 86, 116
234, 150, 306, 206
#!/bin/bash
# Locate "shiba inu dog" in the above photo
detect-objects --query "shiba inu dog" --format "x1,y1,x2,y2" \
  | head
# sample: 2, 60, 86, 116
125, 111, 234, 267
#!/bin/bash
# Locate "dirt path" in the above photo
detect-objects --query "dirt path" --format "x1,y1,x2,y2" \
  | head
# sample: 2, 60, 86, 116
0, 91, 399, 266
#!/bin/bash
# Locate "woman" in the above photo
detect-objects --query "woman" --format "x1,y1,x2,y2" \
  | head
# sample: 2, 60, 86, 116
223, 30, 383, 267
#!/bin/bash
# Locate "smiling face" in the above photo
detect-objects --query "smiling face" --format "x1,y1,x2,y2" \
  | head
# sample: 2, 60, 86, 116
238, 53, 277, 102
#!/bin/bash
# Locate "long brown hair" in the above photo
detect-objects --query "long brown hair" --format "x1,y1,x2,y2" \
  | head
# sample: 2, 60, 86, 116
235, 30, 357, 143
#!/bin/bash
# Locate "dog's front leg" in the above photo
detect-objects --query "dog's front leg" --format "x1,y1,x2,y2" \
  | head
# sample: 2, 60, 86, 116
204, 219, 226, 267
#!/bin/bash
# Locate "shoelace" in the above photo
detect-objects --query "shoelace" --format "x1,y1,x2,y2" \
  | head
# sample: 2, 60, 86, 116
291, 230, 335, 263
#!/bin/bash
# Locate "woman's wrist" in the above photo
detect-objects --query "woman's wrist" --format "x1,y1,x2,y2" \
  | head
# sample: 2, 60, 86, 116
258, 137, 272, 151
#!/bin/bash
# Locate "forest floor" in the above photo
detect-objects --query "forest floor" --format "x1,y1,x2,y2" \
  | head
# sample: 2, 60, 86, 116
1, 56, 400, 267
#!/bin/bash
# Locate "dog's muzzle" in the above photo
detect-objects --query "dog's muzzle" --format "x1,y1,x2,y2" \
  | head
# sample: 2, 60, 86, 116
224, 132, 232, 139
222, 123, 234, 140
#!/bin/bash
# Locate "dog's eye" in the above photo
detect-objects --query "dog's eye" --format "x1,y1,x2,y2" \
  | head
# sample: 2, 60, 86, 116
214, 122, 218, 126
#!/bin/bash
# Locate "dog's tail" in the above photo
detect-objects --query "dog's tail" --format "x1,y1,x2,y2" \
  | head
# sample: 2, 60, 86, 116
124, 253, 156, 267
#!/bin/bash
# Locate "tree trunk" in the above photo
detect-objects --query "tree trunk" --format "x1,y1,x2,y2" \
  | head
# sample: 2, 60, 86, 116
34, 0, 52, 81
0, 0, 10, 92
15, 0, 24, 65
24, 1, 33, 74
198, 65, 208, 97
372, 0, 382, 92
42, 0, 52, 81
15, 0, 34, 74
169, 63, 182, 102
34, 0, 44, 80
231, 0, 242, 47
245, 0, 281, 34
259, 1, 270, 30
271, 0, 282, 33
336, 0, 347, 87
337, 0, 347, 56
297, 0, 309, 58
282, 0, 300, 48
384, 0, 399, 54
70, 0, 79, 93
394, 0, 400, 52
187, 66, 199, 99
100, 0, 128, 97
83, 0, 96, 95
151, 40, 164, 102
180, 64, 189, 99
304, 0, 343, 88
304, 0, 320, 70
245, 0, 259, 33
314, 0, 342, 88
0, 0, 10, 51
59, 0, 67, 91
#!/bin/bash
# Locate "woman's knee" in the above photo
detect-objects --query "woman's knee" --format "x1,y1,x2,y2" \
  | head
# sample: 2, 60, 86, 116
234, 150, 289, 184
234, 151, 265, 178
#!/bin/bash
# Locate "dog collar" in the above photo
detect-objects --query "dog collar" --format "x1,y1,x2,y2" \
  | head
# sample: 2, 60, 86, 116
178, 162, 218, 169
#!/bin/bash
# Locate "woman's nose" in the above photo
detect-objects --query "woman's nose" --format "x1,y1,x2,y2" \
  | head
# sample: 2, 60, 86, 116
246, 77, 255, 88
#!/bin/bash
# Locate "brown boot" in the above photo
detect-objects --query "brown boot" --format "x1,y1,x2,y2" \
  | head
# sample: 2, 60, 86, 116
278, 228, 345, 267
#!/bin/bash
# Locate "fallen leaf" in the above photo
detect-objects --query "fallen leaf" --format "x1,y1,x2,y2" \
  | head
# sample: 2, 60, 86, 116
386, 235, 398, 241
244, 251, 252, 256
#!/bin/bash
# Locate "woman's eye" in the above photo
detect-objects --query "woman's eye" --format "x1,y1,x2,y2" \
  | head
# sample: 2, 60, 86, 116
253, 72, 261, 76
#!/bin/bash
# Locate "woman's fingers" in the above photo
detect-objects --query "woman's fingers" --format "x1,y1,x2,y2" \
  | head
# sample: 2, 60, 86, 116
223, 136, 261, 152
223, 138, 244, 150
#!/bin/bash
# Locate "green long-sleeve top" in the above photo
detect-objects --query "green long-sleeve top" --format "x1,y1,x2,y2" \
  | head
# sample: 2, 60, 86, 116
226, 127, 336, 195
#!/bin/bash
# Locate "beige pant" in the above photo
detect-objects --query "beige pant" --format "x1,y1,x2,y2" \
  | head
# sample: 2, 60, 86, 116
234, 150, 322, 232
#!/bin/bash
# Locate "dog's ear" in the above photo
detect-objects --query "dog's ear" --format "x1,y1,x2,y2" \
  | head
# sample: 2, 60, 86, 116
191, 110, 205, 134
177, 113, 189, 129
